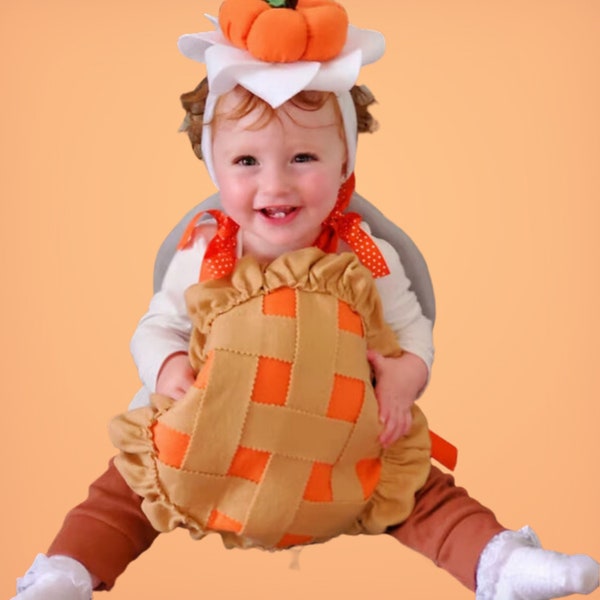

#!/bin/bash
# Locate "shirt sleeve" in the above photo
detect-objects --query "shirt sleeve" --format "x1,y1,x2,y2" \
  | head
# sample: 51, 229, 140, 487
371, 232, 435, 374
130, 235, 208, 391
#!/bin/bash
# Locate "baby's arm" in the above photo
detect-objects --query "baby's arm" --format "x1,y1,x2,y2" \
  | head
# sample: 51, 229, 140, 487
131, 224, 214, 400
367, 349, 428, 448
371, 234, 434, 446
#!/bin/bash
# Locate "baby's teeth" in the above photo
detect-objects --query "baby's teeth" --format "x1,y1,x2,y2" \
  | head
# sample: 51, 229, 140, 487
263, 207, 292, 218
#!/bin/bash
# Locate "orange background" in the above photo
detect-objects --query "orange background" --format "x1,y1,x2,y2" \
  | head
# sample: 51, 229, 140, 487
1, 1, 599, 598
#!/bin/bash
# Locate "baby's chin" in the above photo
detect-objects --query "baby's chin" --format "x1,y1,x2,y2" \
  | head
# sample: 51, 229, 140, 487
241, 225, 322, 263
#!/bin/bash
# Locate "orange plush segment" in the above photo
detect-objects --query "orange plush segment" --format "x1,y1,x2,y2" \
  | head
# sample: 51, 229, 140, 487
219, 0, 349, 63
218, 0, 269, 49
262, 287, 297, 317
251, 356, 292, 406
207, 509, 244, 534
151, 422, 190, 469
193, 350, 214, 389
301, 1, 349, 61
276, 533, 314, 548
337, 299, 364, 336
327, 374, 365, 423
303, 462, 334, 502
227, 446, 271, 483
247, 8, 307, 63
355, 457, 382, 500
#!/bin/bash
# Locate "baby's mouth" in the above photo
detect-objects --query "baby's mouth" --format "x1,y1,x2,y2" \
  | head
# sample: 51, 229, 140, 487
259, 206, 298, 219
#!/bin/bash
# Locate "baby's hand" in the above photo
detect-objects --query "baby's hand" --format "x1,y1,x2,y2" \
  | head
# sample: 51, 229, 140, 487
366, 350, 428, 448
155, 352, 195, 400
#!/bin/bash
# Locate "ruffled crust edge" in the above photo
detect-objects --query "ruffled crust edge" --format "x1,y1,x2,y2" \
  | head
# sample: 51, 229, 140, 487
111, 247, 431, 546
110, 394, 208, 540
185, 247, 402, 370
111, 399, 431, 544
353, 404, 431, 535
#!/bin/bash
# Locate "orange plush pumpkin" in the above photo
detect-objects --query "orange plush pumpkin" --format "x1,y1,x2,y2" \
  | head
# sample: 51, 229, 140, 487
219, 0, 349, 63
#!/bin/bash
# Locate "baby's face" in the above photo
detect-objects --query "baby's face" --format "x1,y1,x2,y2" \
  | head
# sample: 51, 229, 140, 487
212, 88, 347, 262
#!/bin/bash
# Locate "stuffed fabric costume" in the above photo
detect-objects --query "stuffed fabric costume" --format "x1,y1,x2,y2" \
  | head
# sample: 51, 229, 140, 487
111, 248, 431, 548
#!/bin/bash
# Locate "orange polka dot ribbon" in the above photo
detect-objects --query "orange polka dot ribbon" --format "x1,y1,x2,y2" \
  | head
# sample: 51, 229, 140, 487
177, 173, 390, 282
314, 173, 390, 278
177, 209, 240, 281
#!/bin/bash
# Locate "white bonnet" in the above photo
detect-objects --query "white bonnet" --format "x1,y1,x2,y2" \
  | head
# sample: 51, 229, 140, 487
178, 13, 385, 186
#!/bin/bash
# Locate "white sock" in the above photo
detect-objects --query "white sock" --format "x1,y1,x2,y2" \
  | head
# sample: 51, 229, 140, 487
476, 527, 599, 600
13, 554, 93, 600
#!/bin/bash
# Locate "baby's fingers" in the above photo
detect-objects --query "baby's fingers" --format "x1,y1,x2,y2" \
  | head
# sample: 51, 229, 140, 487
378, 410, 413, 448
379, 427, 395, 448
378, 415, 401, 448
399, 409, 413, 437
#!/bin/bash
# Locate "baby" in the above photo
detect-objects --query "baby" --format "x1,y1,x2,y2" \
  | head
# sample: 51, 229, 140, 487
13, 4, 599, 600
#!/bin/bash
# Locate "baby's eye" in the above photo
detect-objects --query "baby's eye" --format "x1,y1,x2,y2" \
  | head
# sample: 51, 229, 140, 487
293, 153, 317, 163
235, 155, 257, 166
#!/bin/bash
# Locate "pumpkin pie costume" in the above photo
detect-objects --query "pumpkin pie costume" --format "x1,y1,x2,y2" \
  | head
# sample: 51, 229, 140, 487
46, 1, 506, 592
111, 244, 432, 549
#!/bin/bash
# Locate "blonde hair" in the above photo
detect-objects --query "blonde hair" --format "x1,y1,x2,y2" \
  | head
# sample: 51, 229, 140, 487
180, 78, 378, 161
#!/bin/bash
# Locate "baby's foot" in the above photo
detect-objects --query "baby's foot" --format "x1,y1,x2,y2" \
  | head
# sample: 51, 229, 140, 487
12, 554, 93, 600
476, 526, 599, 600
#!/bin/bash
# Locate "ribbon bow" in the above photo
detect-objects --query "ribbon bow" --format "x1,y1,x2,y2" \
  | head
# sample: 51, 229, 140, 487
314, 173, 390, 278
177, 209, 240, 282
177, 175, 390, 282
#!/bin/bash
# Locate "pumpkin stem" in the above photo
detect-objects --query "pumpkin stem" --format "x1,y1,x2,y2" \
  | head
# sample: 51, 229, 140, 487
264, 0, 298, 8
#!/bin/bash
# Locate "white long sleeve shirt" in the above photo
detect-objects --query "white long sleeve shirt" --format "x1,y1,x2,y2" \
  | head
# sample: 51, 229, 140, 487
130, 223, 434, 398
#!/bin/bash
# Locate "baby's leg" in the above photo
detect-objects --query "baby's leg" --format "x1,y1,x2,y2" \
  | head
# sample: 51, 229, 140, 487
16, 459, 159, 598
15, 459, 157, 598
388, 465, 503, 590
388, 466, 599, 598
47, 458, 159, 589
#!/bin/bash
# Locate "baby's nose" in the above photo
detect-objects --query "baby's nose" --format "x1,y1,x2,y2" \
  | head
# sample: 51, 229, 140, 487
261, 165, 292, 196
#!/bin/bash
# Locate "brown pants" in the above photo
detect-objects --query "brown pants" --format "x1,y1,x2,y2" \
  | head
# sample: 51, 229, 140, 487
48, 461, 504, 592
